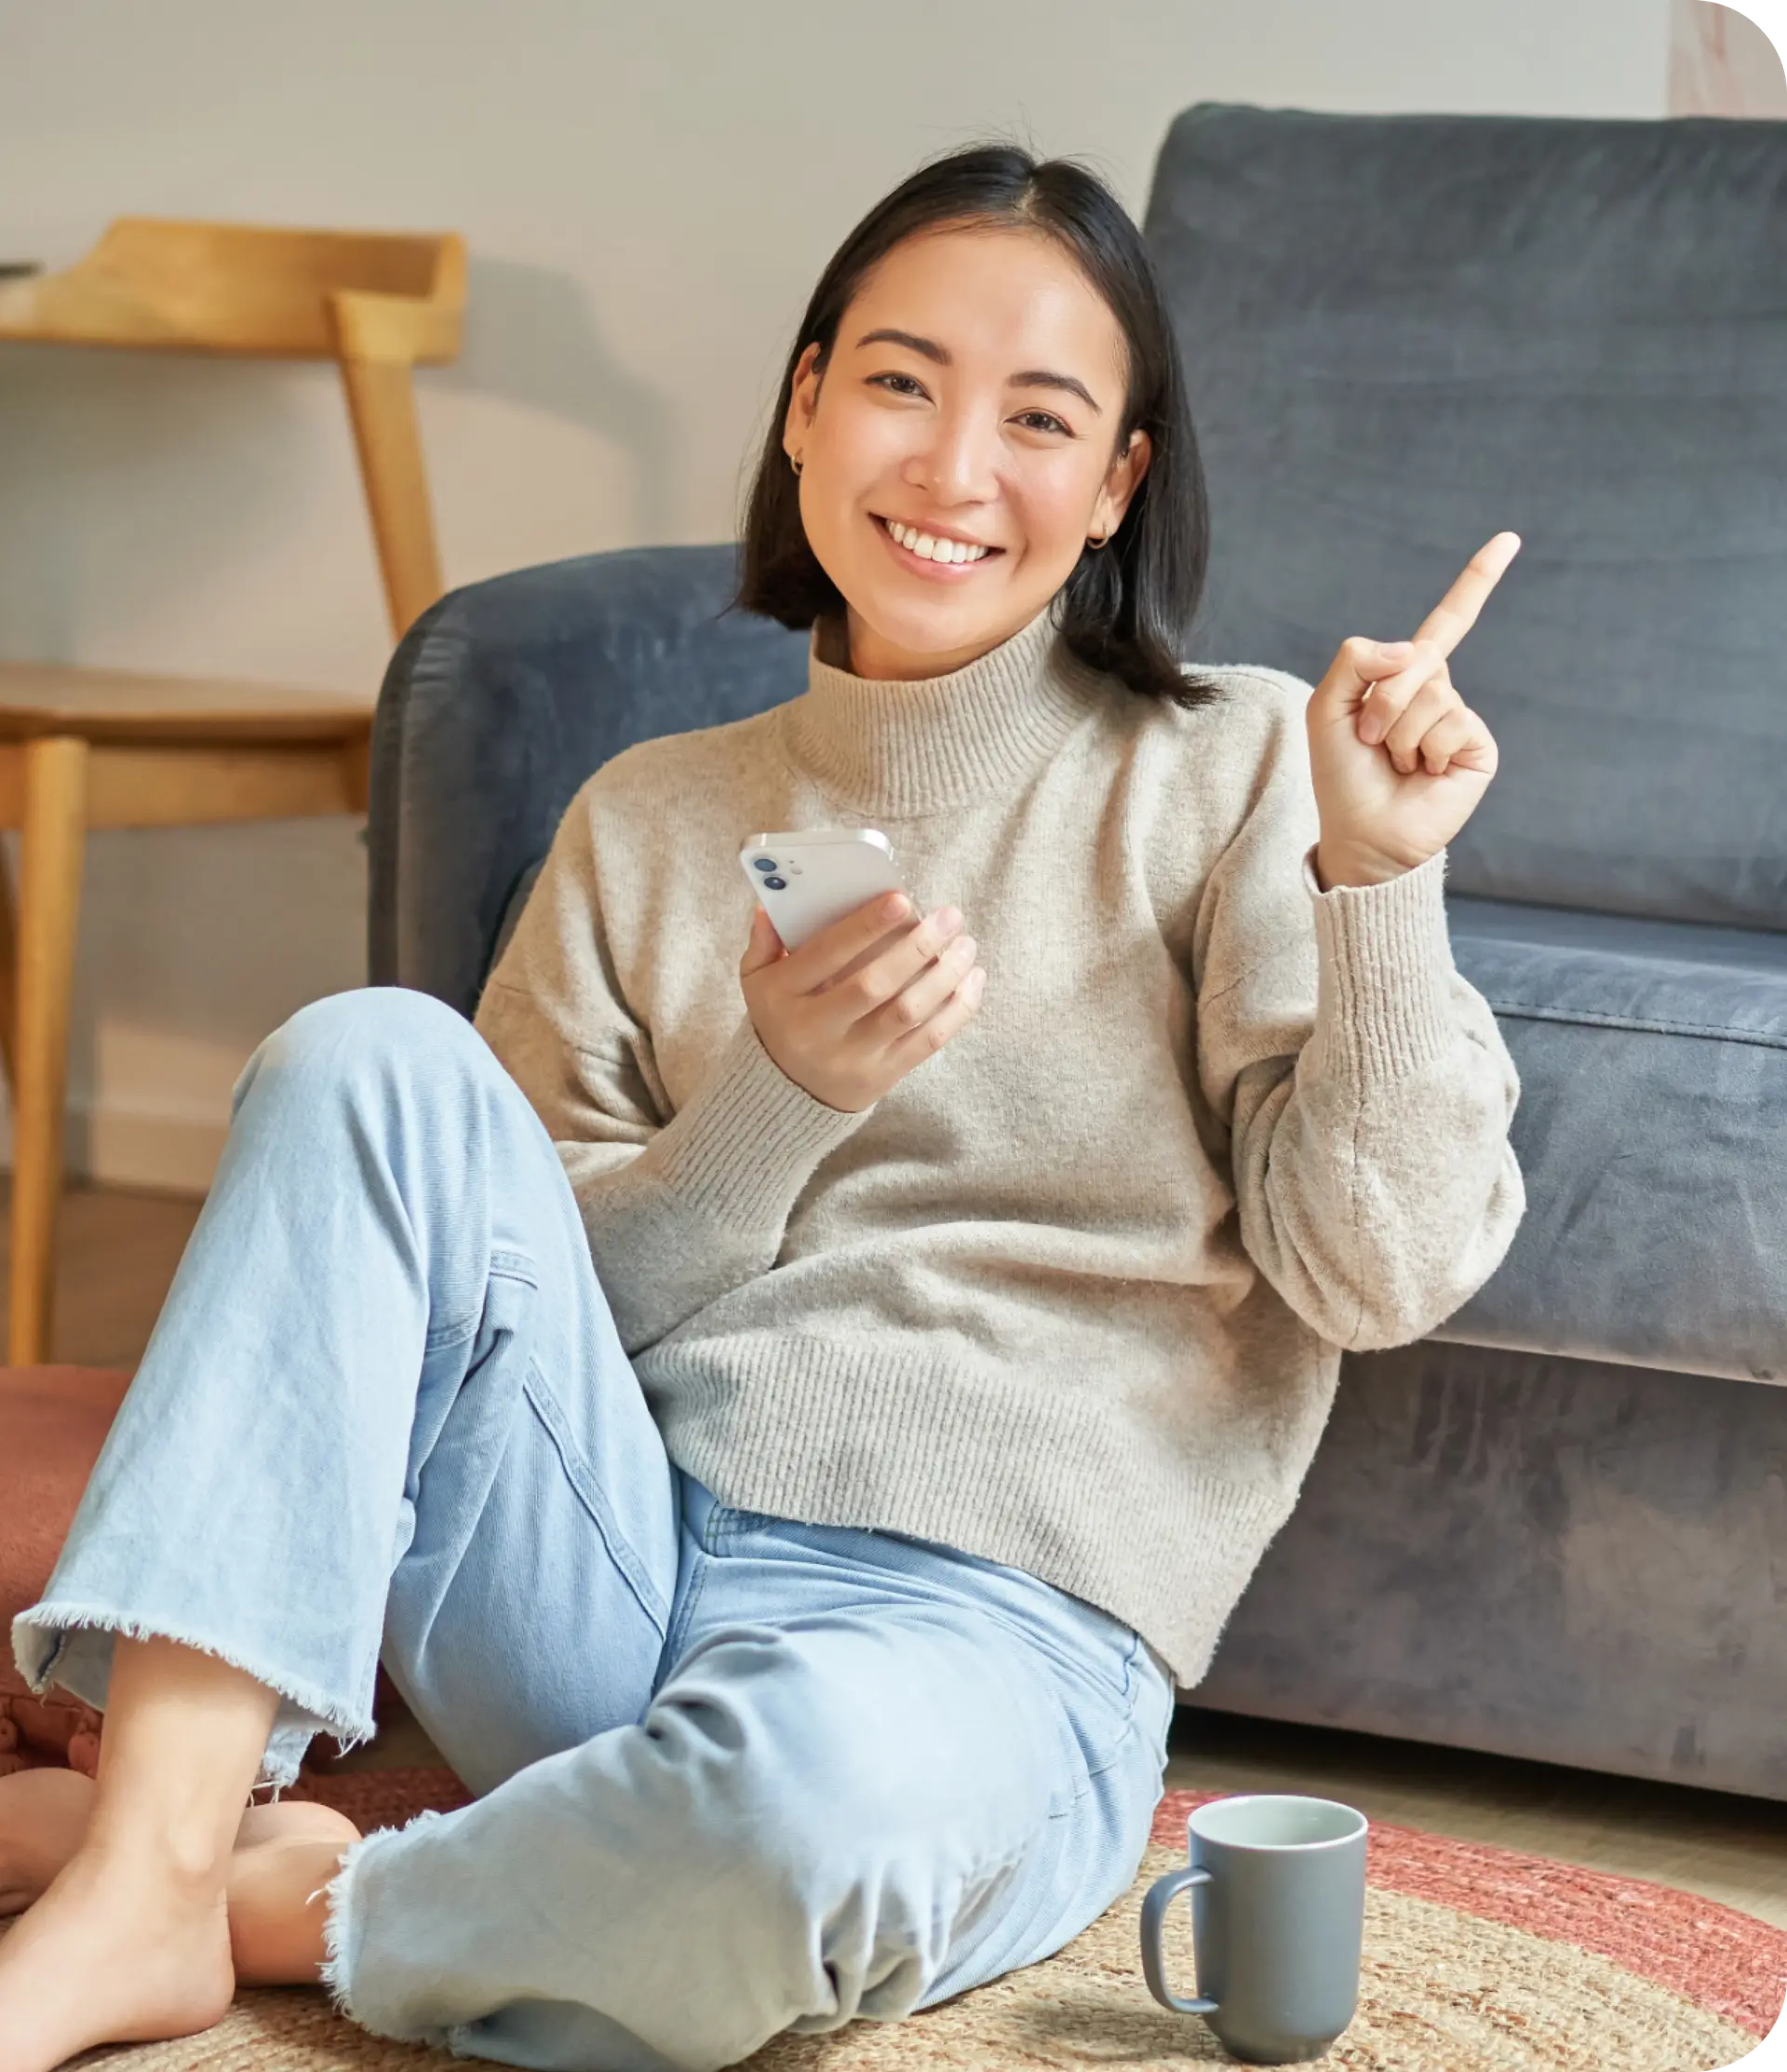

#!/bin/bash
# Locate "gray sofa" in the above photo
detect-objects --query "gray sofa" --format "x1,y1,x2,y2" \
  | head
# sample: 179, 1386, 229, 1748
369, 105, 1787, 1799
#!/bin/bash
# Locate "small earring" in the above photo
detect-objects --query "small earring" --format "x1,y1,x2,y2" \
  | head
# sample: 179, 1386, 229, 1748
1086, 531, 1109, 550
790, 453, 804, 477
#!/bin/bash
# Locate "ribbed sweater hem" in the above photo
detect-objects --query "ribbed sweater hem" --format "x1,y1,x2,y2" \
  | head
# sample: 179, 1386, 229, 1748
644, 1334, 1312, 1689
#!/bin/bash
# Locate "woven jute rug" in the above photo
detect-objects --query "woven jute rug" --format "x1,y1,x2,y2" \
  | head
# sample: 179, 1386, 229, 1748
60, 1772, 1787, 2070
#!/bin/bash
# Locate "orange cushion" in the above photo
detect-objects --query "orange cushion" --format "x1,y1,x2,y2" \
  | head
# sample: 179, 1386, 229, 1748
0, 1365, 131, 1773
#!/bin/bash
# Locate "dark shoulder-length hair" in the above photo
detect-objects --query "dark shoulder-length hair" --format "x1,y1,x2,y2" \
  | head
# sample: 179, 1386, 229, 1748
733, 141, 1222, 709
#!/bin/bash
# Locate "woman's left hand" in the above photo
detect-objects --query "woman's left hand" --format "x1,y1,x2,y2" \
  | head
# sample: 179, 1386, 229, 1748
1306, 531, 1521, 890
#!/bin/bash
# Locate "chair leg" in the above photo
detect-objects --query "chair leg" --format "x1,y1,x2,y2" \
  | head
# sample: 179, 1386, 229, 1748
336, 354, 443, 641
9, 736, 88, 1366
0, 841, 18, 1095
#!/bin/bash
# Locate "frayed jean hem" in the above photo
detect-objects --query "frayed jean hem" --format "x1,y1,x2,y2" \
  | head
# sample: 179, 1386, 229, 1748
11, 1599, 376, 1793
320, 1811, 455, 2044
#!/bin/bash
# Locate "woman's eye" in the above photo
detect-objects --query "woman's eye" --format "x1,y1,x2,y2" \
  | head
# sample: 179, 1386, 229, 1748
866, 377, 1069, 437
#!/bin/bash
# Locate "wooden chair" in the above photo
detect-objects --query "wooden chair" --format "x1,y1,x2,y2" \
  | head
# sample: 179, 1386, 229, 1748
0, 219, 465, 1362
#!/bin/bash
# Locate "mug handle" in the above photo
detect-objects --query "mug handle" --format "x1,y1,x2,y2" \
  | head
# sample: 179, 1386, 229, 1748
1139, 1864, 1219, 2015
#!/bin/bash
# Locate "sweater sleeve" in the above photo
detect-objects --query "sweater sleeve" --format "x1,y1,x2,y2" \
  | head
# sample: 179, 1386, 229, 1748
473, 787, 872, 1355
1190, 685, 1526, 1352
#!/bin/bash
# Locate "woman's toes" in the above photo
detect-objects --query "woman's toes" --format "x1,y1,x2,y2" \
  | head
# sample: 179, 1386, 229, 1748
0, 1769, 97, 1916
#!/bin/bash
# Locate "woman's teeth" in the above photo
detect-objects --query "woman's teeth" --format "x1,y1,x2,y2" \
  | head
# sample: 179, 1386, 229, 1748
884, 519, 991, 565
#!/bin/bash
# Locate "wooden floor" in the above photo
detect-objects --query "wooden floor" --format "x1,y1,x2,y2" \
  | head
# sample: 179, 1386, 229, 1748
11, 1180, 1786, 1932
0, 1177, 202, 1370
1166, 1708, 1787, 1932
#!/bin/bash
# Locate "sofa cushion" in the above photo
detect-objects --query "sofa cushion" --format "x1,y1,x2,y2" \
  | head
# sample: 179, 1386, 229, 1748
1199, 1338, 1787, 1797
1437, 896, 1787, 1381
370, 543, 805, 1017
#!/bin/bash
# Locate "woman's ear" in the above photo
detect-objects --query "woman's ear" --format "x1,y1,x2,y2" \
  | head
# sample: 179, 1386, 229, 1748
1092, 427, 1152, 540
782, 343, 825, 469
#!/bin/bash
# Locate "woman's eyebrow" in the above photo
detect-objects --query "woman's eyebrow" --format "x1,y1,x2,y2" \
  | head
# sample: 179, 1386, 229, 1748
853, 328, 1103, 414
1009, 368, 1102, 414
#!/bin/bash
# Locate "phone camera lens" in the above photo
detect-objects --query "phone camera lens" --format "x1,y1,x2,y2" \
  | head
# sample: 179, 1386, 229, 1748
752, 856, 777, 872
762, 875, 786, 891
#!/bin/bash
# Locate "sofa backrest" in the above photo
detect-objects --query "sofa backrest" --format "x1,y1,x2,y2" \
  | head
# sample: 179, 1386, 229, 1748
1145, 103, 1787, 930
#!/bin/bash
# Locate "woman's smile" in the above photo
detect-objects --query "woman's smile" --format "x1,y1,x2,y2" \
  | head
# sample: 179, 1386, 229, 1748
871, 512, 1005, 579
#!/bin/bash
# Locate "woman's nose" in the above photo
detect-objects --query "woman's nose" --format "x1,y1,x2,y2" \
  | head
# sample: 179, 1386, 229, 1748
906, 409, 1001, 503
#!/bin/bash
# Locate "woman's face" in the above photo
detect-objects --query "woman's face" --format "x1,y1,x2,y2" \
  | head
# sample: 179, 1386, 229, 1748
782, 224, 1150, 681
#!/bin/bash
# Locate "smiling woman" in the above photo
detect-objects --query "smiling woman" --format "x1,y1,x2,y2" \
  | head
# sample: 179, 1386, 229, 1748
736, 144, 1221, 694
0, 136, 1525, 2072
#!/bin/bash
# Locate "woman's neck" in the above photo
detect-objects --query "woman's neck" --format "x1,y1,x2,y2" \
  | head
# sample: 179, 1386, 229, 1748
839, 604, 1039, 682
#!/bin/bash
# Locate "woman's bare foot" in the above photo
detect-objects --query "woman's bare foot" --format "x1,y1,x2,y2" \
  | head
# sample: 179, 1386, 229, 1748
0, 1841, 235, 2072
0, 1769, 96, 1916
0, 1766, 358, 1917
0, 1784, 360, 2067
228, 1824, 361, 1985
0, 1635, 294, 2068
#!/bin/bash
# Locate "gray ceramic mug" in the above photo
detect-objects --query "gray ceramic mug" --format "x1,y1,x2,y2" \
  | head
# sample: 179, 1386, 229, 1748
1140, 1794, 1368, 2065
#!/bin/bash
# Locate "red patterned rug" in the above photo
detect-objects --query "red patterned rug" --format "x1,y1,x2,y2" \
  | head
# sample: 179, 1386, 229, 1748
78, 1772, 1787, 2068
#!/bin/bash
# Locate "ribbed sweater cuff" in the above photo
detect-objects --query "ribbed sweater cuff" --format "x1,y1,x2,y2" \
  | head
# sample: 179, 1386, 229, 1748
1306, 846, 1456, 1087
645, 1016, 870, 1230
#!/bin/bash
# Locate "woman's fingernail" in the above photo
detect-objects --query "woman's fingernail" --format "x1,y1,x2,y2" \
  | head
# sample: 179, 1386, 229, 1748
1377, 640, 1414, 660
937, 906, 963, 934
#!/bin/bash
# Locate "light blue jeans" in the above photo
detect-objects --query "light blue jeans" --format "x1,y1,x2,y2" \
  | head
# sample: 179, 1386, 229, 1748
13, 989, 1175, 2072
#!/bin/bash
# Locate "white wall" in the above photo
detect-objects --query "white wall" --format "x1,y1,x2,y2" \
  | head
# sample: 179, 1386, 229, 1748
0, 0, 1669, 1191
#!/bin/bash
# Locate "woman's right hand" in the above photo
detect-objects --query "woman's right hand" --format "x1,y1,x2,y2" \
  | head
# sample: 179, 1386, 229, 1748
739, 892, 986, 1113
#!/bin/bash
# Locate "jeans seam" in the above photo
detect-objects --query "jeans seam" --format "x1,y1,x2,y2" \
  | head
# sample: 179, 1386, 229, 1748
1049, 1711, 1142, 1822
521, 1363, 670, 1636
1062, 1631, 1149, 1815
997, 1613, 1144, 1717
1081, 1710, 1140, 1786
655, 1547, 711, 1687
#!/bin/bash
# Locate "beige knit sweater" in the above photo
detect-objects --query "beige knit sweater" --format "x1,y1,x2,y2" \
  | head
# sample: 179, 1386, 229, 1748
474, 600, 1525, 1686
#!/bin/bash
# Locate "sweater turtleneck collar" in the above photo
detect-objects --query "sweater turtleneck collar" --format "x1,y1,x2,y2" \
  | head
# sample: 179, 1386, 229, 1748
780, 597, 1112, 816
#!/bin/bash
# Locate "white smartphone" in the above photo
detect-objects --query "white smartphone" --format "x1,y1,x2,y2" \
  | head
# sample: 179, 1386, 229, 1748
738, 827, 909, 950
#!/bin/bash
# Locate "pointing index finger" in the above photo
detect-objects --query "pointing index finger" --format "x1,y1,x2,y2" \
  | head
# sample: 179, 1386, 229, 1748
1411, 531, 1522, 659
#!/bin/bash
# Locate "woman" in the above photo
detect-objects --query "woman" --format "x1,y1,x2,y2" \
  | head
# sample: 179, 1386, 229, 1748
0, 142, 1524, 2069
